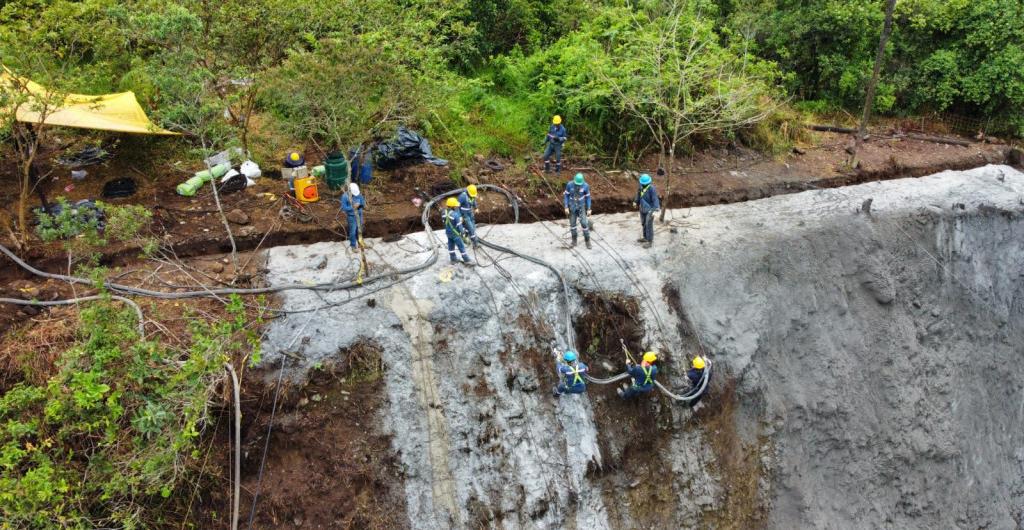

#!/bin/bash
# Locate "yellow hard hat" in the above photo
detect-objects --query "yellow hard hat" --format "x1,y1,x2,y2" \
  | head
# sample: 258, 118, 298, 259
691, 356, 706, 370
446, 197, 459, 208
552, 115, 562, 125
467, 184, 478, 197
289, 152, 301, 162
642, 351, 657, 364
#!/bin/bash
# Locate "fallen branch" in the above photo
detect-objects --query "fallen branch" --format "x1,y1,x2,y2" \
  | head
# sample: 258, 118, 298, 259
904, 133, 973, 147
808, 124, 857, 134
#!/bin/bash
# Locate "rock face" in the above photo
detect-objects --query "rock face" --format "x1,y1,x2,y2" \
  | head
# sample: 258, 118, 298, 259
259, 165, 1024, 529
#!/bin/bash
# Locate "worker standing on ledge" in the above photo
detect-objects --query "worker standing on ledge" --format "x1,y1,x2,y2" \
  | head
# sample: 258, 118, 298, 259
340, 183, 366, 251
618, 351, 659, 399
563, 173, 592, 249
632, 173, 660, 248
553, 350, 589, 397
543, 115, 567, 175
458, 184, 480, 246
443, 197, 473, 265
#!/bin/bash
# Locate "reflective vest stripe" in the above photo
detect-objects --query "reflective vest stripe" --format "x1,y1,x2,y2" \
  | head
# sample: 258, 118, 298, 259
641, 366, 653, 386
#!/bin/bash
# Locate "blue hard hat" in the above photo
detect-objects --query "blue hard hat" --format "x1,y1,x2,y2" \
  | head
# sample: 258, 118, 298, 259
563, 350, 578, 362
574, 173, 585, 185
639, 173, 652, 185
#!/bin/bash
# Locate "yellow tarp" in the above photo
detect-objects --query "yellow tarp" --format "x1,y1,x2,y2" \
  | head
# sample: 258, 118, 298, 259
1, 67, 179, 135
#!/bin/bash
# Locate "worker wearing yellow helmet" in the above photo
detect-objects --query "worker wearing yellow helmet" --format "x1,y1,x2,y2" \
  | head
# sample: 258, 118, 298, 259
457, 184, 480, 246
542, 115, 568, 175
443, 196, 473, 265
618, 350, 659, 399
282, 151, 306, 192
684, 355, 710, 408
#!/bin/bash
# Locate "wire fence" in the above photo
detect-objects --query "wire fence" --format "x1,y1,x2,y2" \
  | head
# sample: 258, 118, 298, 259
894, 113, 1020, 141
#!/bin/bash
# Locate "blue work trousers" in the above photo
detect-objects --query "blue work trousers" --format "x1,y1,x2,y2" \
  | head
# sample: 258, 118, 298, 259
448, 235, 469, 263
346, 213, 362, 248
543, 142, 563, 167
640, 211, 654, 242
569, 208, 589, 239
463, 213, 477, 241
557, 382, 587, 395
620, 384, 654, 399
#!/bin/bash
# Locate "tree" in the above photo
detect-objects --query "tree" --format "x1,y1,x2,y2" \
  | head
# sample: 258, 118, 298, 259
262, 37, 428, 153
850, 0, 897, 167
0, 46, 86, 244
598, 1, 778, 221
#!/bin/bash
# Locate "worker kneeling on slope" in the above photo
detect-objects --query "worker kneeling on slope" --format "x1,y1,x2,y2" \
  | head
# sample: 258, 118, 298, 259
340, 183, 366, 250
563, 173, 592, 249
443, 197, 473, 265
458, 184, 480, 245
684, 355, 709, 408
618, 351, 659, 399
553, 350, 589, 397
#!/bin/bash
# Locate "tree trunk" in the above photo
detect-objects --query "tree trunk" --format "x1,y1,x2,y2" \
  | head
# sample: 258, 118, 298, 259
851, 0, 897, 166
659, 144, 674, 223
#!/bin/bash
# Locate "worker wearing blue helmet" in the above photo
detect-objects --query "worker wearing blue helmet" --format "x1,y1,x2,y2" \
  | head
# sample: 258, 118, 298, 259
563, 173, 592, 249
553, 350, 589, 397
632, 173, 660, 248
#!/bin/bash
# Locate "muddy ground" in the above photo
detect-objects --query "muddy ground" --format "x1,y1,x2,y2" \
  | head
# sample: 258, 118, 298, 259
2, 130, 1014, 273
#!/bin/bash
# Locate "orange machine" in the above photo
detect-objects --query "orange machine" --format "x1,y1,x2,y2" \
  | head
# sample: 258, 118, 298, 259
294, 175, 319, 203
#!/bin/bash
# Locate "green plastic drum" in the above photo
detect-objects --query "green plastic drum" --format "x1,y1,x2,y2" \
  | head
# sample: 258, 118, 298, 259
324, 153, 348, 191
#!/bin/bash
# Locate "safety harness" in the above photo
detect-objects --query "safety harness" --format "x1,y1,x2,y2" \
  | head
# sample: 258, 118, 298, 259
641, 366, 653, 385
639, 184, 653, 211
566, 363, 585, 386
444, 210, 466, 244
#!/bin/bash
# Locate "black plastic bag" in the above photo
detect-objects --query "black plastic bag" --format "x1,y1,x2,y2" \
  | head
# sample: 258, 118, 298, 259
102, 178, 137, 199
373, 127, 448, 170
217, 173, 248, 195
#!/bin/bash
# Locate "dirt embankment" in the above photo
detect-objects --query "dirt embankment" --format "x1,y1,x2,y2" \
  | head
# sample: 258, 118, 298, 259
215, 341, 409, 530
5, 134, 1014, 278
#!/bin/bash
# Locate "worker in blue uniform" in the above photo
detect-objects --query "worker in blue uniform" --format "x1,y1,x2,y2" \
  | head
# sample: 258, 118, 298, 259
340, 183, 366, 250
543, 115, 567, 174
284, 151, 305, 192
443, 197, 473, 265
618, 351, 659, 399
553, 350, 589, 397
457, 184, 479, 245
684, 355, 709, 408
563, 173, 592, 249
632, 173, 661, 248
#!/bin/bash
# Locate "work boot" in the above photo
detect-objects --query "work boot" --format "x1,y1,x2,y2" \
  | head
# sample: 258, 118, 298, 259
585, 237, 592, 249
642, 241, 652, 249
544, 161, 551, 173
555, 163, 562, 175
616, 387, 625, 398
636, 238, 647, 243
570, 234, 577, 248
552, 386, 561, 398
461, 257, 475, 266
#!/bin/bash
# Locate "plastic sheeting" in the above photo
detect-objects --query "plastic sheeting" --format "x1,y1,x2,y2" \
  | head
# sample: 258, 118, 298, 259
373, 127, 447, 169
1, 67, 178, 135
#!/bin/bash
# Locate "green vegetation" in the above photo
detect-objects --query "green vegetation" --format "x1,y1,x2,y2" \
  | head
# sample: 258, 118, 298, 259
719, 0, 1024, 134
36, 199, 157, 266
1, 0, 1020, 178
0, 295, 259, 528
